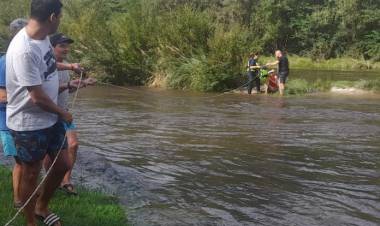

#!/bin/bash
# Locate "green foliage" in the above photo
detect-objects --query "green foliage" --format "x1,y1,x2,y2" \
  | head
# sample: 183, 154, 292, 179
0, 0, 378, 91
286, 79, 315, 95
361, 31, 380, 61
285, 77, 380, 95
0, 0, 29, 52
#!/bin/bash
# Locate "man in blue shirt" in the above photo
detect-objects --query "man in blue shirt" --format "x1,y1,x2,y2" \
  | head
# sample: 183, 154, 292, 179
0, 18, 28, 209
246, 52, 261, 94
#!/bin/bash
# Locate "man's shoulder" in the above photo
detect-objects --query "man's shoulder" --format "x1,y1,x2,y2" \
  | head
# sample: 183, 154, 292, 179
8, 32, 44, 58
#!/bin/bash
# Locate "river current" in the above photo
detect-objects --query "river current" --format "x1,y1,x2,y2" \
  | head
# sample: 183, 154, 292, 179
72, 70, 380, 226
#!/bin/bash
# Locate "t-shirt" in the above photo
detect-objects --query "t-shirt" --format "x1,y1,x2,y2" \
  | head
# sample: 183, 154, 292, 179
278, 56, 289, 74
57, 66, 70, 110
0, 55, 7, 130
6, 28, 59, 131
248, 58, 258, 73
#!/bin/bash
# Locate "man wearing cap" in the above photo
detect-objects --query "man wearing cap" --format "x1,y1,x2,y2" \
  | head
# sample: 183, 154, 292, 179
0, 18, 28, 209
44, 33, 96, 195
6, 0, 69, 225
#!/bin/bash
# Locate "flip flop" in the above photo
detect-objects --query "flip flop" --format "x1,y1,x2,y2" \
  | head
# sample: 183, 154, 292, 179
60, 183, 78, 196
35, 212, 61, 226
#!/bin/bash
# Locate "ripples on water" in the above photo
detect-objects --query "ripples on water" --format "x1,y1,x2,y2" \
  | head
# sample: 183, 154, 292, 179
74, 86, 380, 226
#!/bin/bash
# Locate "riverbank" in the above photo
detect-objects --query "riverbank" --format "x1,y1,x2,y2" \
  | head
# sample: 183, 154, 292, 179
260, 56, 380, 71
285, 78, 380, 95
145, 55, 380, 91
0, 165, 128, 226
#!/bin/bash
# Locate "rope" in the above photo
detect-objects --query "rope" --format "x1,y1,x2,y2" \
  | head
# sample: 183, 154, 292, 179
98, 79, 253, 100
97, 81, 142, 93
4, 71, 84, 226
197, 80, 252, 99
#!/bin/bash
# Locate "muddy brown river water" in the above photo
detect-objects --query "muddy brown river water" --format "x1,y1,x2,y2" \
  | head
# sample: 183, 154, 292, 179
61, 70, 380, 225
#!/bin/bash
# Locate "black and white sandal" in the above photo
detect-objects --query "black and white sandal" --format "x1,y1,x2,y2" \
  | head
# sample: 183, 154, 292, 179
36, 212, 61, 226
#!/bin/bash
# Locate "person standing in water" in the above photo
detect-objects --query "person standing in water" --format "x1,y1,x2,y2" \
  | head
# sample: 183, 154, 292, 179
246, 52, 261, 94
266, 50, 289, 96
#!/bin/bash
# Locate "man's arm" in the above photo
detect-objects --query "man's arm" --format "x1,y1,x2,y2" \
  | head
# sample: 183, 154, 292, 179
0, 88, 6, 103
0, 56, 6, 102
57, 62, 83, 74
59, 84, 68, 93
27, 85, 72, 123
58, 80, 82, 94
249, 65, 261, 70
266, 60, 279, 67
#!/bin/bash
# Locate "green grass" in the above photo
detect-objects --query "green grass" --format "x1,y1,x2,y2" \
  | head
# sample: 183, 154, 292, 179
284, 78, 380, 95
0, 167, 128, 226
260, 55, 380, 71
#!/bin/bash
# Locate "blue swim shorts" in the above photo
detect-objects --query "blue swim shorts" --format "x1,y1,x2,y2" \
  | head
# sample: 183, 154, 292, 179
10, 122, 67, 163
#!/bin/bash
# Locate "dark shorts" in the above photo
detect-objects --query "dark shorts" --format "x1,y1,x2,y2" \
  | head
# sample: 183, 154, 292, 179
278, 72, 289, 84
10, 122, 67, 163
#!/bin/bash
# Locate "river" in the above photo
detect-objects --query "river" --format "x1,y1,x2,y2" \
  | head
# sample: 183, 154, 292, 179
72, 70, 380, 226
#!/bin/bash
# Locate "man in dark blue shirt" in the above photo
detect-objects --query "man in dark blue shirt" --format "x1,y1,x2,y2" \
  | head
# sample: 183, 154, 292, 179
246, 52, 261, 94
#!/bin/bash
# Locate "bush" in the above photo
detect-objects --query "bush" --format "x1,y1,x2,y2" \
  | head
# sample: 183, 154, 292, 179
2, 0, 378, 91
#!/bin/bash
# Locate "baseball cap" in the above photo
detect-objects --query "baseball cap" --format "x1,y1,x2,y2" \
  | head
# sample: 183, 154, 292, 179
9, 18, 28, 35
50, 33, 74, 47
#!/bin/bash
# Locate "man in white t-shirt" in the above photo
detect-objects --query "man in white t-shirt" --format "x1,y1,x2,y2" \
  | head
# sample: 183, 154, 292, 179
6, 0, 69, 225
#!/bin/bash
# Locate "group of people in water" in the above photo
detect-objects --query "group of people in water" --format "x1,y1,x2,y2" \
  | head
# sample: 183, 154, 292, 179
0, 1, 95, 225
246, 50, 289, 96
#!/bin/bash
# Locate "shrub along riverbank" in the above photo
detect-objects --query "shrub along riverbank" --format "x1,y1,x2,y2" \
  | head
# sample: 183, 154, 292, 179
0, 167, 128, 226
0, 0, 379, 92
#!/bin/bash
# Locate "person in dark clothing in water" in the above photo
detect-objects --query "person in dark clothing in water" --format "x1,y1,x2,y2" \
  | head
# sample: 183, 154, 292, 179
246, 52, 261, 94
266, 50, 289, 96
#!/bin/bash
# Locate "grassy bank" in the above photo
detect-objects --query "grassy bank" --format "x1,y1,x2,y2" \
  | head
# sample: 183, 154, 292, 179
260, 56, 380, 71
285, 78, 380, 95
0, 167, 128, 226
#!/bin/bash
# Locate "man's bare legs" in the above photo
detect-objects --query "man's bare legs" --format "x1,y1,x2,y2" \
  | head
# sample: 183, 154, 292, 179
279, 82, 285, 96
61, 131, 78, 187
19, 161, 42, 226
43, 131, 78, 193
12, 161, 22, 206
35, 149, 69, 224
